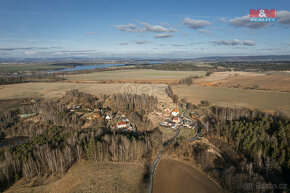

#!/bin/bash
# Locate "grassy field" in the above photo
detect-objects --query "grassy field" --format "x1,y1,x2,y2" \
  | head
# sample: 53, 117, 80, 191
66, 69, 206, 81
173, 85, 290, 114
0, 82, 170, 102
6, 160, 146, 193
0, 63, 65, 72
179, 127, 197, 140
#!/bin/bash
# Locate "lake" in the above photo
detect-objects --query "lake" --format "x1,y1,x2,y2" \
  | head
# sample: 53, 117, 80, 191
51, 63, 126, 72
50, 61, 164, 72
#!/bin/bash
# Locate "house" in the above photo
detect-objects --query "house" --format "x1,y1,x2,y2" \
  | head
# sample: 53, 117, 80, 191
168, 121, 176, 127
94, 108, 100, 112
164, 108, 170, 114
190, 112, 200, 119
19, 113, 37, 118
171, 109, 179, 116
85, 107, 92, 112
172, 116, 180, 123
117, 122, 127, 129
122, 118, 129, 122
105, 115, 112, 120
161, 120, 169, 126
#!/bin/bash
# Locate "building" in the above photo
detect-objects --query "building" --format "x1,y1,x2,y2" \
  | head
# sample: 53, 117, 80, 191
172, 116, 180, 123
94, 108, 101, 112
164, 108, 170, 114
171, 109, 179, 116
117, 122, 127, 129
168, 121, 176, 127
19, 113, 37, 118
105, 115, 112, 120
122, 118, 129, 122
85, 107, 92, 112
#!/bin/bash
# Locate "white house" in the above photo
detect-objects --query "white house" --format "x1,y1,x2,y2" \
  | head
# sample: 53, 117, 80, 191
171, 109, 179, 116
117, 122, 127, 129
105, 115, 112, 120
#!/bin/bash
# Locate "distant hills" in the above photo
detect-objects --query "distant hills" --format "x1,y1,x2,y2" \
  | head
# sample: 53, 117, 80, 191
1, 55, 290, 63
196, 55, 290, 62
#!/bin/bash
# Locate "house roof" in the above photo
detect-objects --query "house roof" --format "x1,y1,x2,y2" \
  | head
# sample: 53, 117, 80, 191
172, 109, 179, 113
117, 122, 127, 126
173, 117, 179, 120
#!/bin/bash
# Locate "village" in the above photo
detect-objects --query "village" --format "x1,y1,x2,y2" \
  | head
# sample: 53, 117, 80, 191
17, 98, 201, 138
160, 108, 196, 129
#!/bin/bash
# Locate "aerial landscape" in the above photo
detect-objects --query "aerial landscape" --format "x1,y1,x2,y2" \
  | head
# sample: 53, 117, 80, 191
0, 0, 290, 193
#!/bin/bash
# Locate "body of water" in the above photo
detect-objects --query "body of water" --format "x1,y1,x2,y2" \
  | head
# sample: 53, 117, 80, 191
51, 63, 126, 72
50, 61, 164, 73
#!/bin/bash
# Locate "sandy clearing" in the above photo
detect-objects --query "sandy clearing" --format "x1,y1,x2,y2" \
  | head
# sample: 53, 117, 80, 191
153, 159, 223, 193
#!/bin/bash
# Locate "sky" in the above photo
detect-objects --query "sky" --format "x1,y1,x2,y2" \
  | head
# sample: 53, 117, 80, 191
0, 0, 290, 58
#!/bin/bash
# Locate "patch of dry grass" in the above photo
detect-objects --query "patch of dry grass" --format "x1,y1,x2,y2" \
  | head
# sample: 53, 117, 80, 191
0, 82, 170, 102
173, 85, 290, 115
66, 69, 206, 81
195, 72, 290, 92
179, 127, 197, 139
5, 160, 147, 193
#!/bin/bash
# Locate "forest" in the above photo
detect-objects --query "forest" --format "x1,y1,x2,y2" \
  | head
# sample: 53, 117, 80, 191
203, 107, 289, 192
0, 90, 161, 191
164, 105, 289, 193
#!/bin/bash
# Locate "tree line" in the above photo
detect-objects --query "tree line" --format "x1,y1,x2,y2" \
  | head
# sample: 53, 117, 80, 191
0, 90, 162, 191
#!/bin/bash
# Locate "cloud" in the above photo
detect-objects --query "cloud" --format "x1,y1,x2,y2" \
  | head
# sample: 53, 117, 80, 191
277, 10, 290, 25
229, 15, 269, 29
172, 44, 185, 46
86, 32, 94, 35
181, 33, 190, 36
212, 39, 256, 46
159, 22, 169, 26
135, 41, 151, 44
198, 29, 211, 34
183, 18, 211, 29
24, 50, 96, 55
140, 22, 169, 32
280, 42, 290, 46
154, 33, 173, 38
0, 46, 62, 51
118, 43, 129, 45
25, 51, 37, 55
113, 23, 139, 32
219, 17, 227, 22
190, 42, 207, 45
113, 22, 177, 33
168, 27, 178, 32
